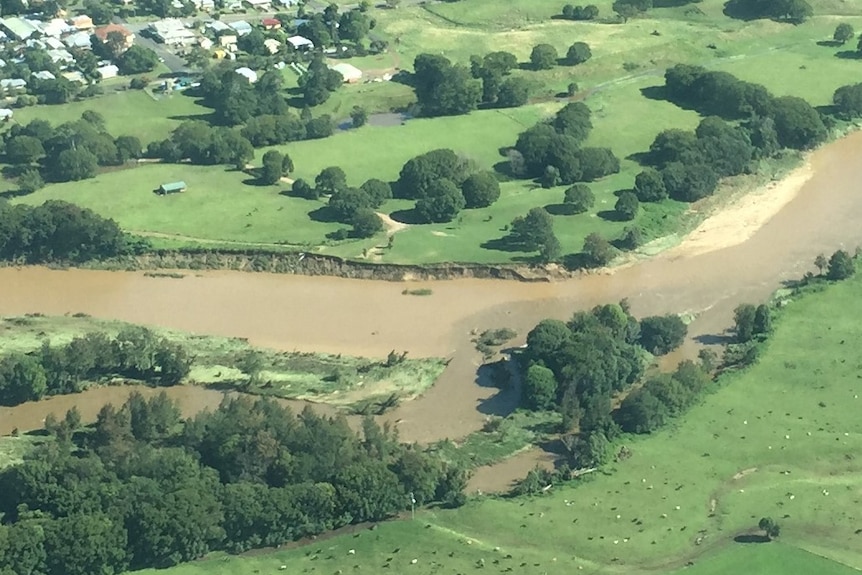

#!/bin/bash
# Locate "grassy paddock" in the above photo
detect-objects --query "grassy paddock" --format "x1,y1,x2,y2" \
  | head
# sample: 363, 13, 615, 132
149, 272, 862, 574
0, 315, 446, 407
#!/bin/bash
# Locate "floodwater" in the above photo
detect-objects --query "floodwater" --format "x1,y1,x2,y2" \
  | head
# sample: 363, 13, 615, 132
1, 131, 862, 452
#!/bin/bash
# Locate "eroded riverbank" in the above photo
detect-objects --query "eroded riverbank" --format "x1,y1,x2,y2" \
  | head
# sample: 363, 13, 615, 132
2, 131, 862, 451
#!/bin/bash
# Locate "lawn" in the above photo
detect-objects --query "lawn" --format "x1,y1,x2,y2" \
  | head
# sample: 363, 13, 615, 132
0, 314, 446, 408
148, 272, 862, 574
12, 89, 210, 145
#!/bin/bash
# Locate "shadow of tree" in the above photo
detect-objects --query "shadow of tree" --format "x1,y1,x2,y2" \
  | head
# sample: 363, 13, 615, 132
389, 208, 423, 225
480, 235, 530, 253
734, 534, 770, 544
816, 40, 843, 48
308, 205, 339, 223
598, 209, 626, 222
544, 203, 578, 216
836, 50, 862, 60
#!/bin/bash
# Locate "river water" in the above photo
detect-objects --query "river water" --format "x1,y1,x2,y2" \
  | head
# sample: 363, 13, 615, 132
1, 131, 861, 453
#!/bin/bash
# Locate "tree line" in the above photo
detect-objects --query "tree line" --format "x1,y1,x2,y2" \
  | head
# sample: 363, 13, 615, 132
0, 393, 466, 575
0, 325, 189, 407
3, 113, 143, 189
520, 302, 688, 467
0, 200, 131, 263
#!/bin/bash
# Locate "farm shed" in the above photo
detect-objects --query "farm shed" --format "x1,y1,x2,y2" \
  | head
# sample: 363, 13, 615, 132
331, 62, 362, 83
158, 181, 187, 194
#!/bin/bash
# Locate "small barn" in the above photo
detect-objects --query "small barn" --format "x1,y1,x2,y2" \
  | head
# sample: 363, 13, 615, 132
158, 181, 187, 194
331, 62, 362, 84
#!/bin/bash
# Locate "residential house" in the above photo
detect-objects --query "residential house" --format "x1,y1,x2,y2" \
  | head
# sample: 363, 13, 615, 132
94, 24, 135, 50
206, 20, 231, 34
0, 78, 27, 90
262, 18, 281, 30
150, 18, 196, 45
70, 15, 94, 30
198, 36, 213, 50
287, 35, 313, 51
218, 34, 237, 47
235, 66, 257, 83
40, 18, 72, 37
33, 70, 56, 80
263, 38, 280, 54
97, 64, 119, 79
228, 20, 252, 36
244, 0, 270, 8
44, 36, 65, 49
191, 0, 215, 9
0, 109, 13, 121
63, 30, 92, 49
61, 70, 86, 83
331, 62, 361, 83
47, 48, 75, 64
275, 0, 295, 7
0, 17, 40, 40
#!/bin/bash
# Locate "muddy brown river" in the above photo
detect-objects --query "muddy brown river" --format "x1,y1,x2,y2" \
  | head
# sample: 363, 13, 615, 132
2, 131, 862, 470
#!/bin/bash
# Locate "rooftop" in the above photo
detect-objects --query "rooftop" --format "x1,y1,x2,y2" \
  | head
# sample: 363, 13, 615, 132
1, 17, 39, 40
94, 23, 132, 40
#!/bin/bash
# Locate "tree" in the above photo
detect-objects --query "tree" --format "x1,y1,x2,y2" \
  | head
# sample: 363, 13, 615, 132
753, 304, 771, 336
523, 364, 558, 410
563, 184, 594, 214
414, 179, 466, 223
260, 150, 284, 185
639, 315, 687, 355
351, 208, 384, 238
733, 303, 757, 343
613, 0, 641, 22
577, 147, 620, 181
293, 178, 317, 200
618, 225, 643, 250
49, 148, 98, 182
530, 44, 558, 70
115, 135, 142, 162
350, 106, 368, 128
237, 29, 267, 56
834, 23, 854, 44
300, 55, 343, 106
17, 169, 44, 193
6, 135, 45, 164
661, 162, 719, 202
832, 83, 862, 119
282, 154, 294, 175
583, 232, 614, 267
508, 207, 557, 253
461, 171, 500, 208
117, 45, 160, 75
329, 187, 374, 222
315, 166, 348, 196
566, 42, 592, 65
553, 102, 593, 142
397, 149, 469, 199
360, 179, 392, 207
770, 96, 827, 150
618, 389, 666, 433
496, 77, 530, 108
814, 253, 828, 275
615, 191, 639, 221
827, 249, 855, 280
758, 517, 781, 540
412, 54, 481, 117
634, 168, 667, 202
339, 10, 370, 43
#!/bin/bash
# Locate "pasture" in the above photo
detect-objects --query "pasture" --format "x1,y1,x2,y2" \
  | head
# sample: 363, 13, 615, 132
149, 272, 862, 573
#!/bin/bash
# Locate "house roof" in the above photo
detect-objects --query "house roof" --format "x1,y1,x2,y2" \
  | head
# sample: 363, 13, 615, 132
64, 30, 91, 48
287, 35, 313, 48
160, 181, 187, 191
262, 18, 280, 26
33, 70, 56, 80
1, 17, 40, 40
0, 108, 13, 118
206, 20, 231, 32
229, 20, 252, 33
235, 66, 257, 82
70, 15, 94, 29
0, 78, 26, 89
94, 23, 132, 40
331, 62, 361, 80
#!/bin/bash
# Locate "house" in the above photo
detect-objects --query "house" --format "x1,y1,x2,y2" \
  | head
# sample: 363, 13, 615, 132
206, 20, 231, 34
1, 17, 40, 40
97, 64, 119, 79
228, 20, 252, 36
64, 30, 92, 49
0, 108, 13, 121
33, 70, 56, 80
158, 181, 187, 194
235, 66, 257, 83
261, 18, 281, 30
192, 0, 215, 10
44, 36, 65, 49
244, 0, 270, 7
331, 62, 361, 83
61, 70, 86, 83
150, 18, 196, 45
94, 23, 135, 50
218, 34, 237, 47
263, 37, 280, 54
275, 0, 295, 7
70, 15, 94, 30
0, 78, 27, 90
40, 18, 72, 37
287, 35, 313, 50
47, 48, 75, 64
198, 36, 213, 50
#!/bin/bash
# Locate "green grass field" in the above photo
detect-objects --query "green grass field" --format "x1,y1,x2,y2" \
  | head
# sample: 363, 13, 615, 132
0, 314, 445, 407
146, 273, 862, 574
8, 1, 862, 264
